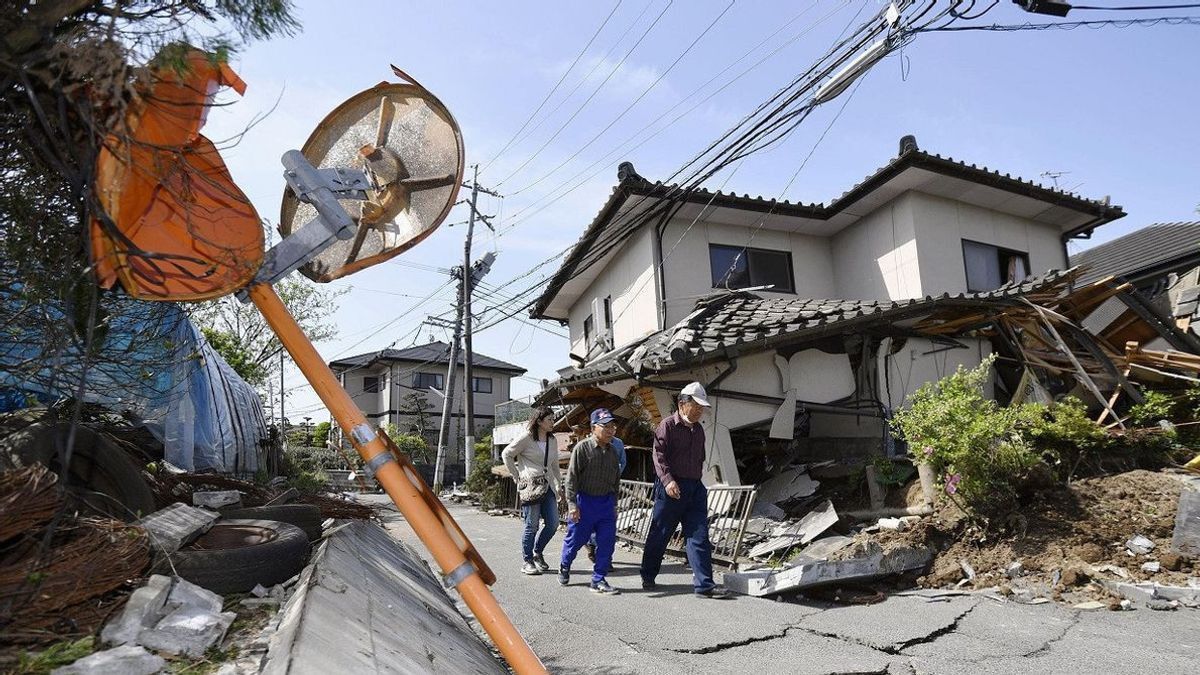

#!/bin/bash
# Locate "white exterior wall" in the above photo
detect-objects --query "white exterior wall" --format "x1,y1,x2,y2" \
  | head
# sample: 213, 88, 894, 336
910, 192, 1067, 296
830, 193, 922, 301
567, 227, 658, 355
659, 218, 837, 326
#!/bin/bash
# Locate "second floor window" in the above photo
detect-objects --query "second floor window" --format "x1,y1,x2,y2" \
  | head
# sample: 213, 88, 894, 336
363, 376, 380, 393
583, 315, 594, 349
962, 240, 1030, 292
472, 377, 493, 394
413, 372, 443, 390
710, 244, 795, 293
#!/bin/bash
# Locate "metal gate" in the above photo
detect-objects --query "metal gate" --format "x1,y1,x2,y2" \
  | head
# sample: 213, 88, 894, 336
615, 480, 758, 568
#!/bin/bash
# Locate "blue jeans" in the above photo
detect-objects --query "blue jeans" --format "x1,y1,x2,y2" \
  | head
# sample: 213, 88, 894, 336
640, 479, 714, 593
521, 488, 559, 561
560, 493, 617, 583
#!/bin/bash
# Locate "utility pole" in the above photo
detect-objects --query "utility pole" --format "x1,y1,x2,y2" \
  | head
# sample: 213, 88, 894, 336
279, 349, 286, 440
433, 275, 464, 492
459, 165, 500, 480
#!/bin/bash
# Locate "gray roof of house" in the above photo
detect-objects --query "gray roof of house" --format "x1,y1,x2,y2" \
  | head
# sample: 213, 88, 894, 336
1070, 221, 1200, 286
553, 270, 1075, 388
531, 143, 1125, 320
329, 341, 526, 374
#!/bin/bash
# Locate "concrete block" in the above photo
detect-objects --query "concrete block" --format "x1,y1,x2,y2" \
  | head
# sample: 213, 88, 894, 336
726, 544, 931, 596
748, 500, 837, 558
1126, 534, 1155, 555
51, 645, 166, 675
168, 577, 224, 614
100, 574, 172, 646
136, 503, 217, 555
1171, 489, 1200, 556
755, 467, 819, 507
193, 490, 242, 510
138, 606, 236, 657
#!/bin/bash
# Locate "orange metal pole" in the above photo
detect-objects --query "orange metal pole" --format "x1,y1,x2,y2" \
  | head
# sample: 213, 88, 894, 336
247, 282, 546, 674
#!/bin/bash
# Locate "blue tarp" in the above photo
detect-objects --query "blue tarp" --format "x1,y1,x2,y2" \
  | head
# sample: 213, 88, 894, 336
0, 287, 268, 473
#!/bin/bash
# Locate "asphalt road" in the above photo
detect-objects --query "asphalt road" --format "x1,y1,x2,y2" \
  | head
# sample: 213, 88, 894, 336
369, 496, 1198, 675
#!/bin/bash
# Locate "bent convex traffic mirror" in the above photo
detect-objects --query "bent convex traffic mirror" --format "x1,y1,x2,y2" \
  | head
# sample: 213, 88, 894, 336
280, 69, 465, 282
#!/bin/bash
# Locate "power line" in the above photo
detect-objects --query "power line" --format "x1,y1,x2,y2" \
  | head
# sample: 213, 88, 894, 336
480, 0, 625, 172
506, 0, 736, 197
492, 0, 675, 187
495, 1, 849, 235
916, 14, 1200, 30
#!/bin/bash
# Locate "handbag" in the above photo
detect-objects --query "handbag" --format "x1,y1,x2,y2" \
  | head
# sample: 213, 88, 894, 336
517, 438, 551, 506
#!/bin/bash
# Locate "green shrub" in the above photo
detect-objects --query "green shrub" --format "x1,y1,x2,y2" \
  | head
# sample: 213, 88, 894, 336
892, 355, 1043, 519
1026, 395, 1110, 479
390, 433, 432, 464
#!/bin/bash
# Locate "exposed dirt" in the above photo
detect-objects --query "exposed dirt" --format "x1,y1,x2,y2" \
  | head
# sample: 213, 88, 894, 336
860, 470, 1195, 599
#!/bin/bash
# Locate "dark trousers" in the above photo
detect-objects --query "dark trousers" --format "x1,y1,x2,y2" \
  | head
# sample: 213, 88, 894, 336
560, 493, 617, 583
640, 478, 714, 593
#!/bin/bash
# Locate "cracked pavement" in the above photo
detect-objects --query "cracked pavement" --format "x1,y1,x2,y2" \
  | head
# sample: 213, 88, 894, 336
372, 497, 1198, 674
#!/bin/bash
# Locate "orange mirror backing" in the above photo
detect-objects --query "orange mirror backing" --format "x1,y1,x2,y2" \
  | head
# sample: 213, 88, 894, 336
91, 48, 263, 301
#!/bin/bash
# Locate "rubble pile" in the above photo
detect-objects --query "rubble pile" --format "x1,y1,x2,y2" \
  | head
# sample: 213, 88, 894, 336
861, 470, 1199, 609
147, 469, 378, 520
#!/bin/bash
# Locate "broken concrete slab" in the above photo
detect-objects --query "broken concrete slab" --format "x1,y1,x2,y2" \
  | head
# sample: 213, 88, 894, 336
51, 645, 167, 675
265, 487, 300, 506
1171, 489, 1200, 556
1101, 580, 1200, 608
750, 500, 786, 520
136, 503, 217, 555
754, 466, 819, 507
1073, 600, 1107, 611
725, 543, 932, 597
167, 577, 224, 615
193, 490, 242, 510
138, 606, 236, 657
1126, 534, 1155, 555
748, 500, 837, 559
100, 574, 172, 646
789, 535, 854, 563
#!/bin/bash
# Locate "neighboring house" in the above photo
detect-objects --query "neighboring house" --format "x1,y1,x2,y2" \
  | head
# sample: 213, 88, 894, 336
328, 341, 526, 462
1070, 221, 1200, 340
528, 135, 1127, 485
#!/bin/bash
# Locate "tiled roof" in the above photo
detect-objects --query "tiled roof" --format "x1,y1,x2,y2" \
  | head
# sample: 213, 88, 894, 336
329, 340, 526, 374
531, 143, 1125, 320
1070, 222, 1200, 286
554, 270, 1074, 388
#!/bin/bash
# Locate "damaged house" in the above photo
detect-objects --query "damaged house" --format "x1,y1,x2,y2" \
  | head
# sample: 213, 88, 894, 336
526, 135, 1170, 486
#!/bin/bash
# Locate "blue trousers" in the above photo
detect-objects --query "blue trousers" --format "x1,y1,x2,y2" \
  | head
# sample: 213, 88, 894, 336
560, 493, 616, 583
640, 479, 714, 593
521, 487, 559, 561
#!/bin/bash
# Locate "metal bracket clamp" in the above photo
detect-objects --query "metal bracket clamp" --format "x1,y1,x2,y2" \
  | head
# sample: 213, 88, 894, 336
443, 561, 476, 589
363, 451, 395, 479
350, 423, 377, 445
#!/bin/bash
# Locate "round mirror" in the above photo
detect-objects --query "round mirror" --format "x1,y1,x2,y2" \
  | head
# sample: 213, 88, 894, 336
281, 75, 464, 282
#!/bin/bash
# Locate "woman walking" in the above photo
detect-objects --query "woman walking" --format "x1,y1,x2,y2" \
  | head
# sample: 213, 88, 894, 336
502, 407, 563, 575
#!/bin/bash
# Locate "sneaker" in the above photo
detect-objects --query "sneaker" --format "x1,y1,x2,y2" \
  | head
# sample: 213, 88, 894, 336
696, 586, 731, 599
590, 579, 620, 595
532, 554, 550, 573
558, 565, 570, 586
521, 561, 541, 575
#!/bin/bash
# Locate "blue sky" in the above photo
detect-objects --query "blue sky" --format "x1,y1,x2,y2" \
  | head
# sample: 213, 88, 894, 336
202, 1, 1200, 424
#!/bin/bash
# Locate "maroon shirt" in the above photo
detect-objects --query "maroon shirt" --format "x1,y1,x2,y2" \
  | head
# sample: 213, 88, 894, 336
653, 412, 705, 485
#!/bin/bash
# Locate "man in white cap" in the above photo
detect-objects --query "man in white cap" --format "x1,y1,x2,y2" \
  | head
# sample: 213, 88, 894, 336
639, 382, 729, 598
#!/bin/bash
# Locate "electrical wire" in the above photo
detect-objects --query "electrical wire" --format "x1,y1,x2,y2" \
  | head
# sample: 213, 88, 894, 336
914, 14, 1200, 30
1071, 3, 1200, 10
492, 0, 675, 187
480, 0, 625, 172
506, 0, 736, 197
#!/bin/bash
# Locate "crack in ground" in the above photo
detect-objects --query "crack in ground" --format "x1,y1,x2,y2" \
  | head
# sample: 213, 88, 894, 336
1021, 610, 1083, 658
669, 625, 797, 654
794, 600, 982, 657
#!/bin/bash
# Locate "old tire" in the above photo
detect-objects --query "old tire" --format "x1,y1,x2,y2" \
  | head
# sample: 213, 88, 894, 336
219, 504, 324, 541
1, 418, 155, 521
169, 519, 310, 595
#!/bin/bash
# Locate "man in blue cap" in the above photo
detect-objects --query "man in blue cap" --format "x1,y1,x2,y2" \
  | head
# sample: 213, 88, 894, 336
558, 407, 623, 595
